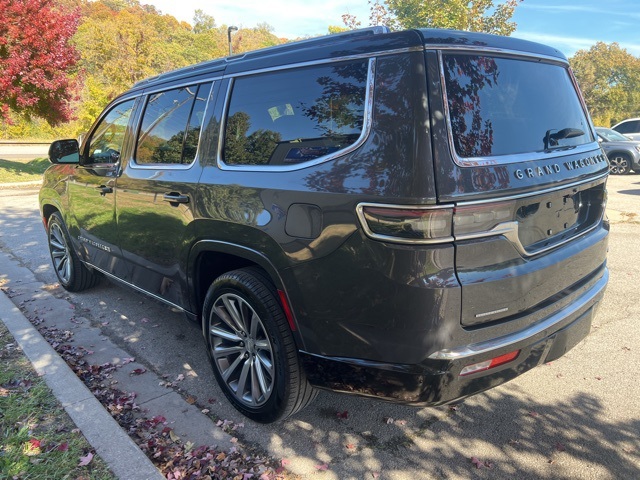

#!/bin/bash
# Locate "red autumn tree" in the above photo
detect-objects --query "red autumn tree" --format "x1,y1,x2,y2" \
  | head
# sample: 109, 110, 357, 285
0, 0, 80, 125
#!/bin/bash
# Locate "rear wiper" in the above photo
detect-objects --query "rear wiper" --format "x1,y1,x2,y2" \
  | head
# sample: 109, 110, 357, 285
544, 128, 585, 150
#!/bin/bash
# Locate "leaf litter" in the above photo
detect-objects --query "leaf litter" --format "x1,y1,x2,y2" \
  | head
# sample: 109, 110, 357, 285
26, 313, 289, 479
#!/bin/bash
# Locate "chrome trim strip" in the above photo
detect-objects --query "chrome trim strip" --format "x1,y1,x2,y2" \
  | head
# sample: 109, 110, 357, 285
455, 172, 608, 206
129, 82, 215, 171
217, 58, 377, 172
430, 45, 568, 65
86, 263, 187, 313
223, 47, 420, 79
436, 50, 598, 167
428, 269, 608, 360
455, 219, 602, 258
355, 202, 455, 245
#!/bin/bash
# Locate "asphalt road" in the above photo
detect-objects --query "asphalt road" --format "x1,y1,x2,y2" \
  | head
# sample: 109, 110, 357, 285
0, 175, 638, 479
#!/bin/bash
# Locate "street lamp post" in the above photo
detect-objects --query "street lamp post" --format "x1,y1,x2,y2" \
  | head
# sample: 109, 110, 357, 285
228, 26, 238, 56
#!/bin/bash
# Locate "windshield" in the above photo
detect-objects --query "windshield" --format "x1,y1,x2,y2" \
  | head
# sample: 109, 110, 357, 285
443, 54, 594, 159
596, 127, 630, 142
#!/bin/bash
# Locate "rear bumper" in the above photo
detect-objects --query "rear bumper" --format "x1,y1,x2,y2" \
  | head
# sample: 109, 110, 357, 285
301, 268, 607, 405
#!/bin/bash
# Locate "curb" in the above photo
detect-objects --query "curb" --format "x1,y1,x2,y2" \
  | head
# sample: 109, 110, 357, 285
0, 290, 164, 480
0, 180, 43, 189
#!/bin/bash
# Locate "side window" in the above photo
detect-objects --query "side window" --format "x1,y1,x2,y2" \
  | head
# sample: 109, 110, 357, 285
616, 120, 640, 134
223, 60, 369, 167
86, 100, 135, 165
136, 83, 211, 165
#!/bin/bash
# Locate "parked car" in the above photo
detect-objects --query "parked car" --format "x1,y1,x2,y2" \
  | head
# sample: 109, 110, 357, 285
39, 27, 609, 423
611, 117, 640, 141
596, 126, 640, 174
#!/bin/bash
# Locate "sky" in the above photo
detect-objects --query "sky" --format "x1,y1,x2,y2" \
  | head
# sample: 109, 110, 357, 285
144, 0, 640, 58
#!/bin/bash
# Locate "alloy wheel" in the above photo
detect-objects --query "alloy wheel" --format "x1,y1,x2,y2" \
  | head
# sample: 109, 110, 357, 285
49, 222, 72, 284
209, 293, 275, 407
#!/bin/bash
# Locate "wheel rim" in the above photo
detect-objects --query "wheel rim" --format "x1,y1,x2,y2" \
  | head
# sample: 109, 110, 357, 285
209, 293, 275, 407
610, 156, 629, 174
49, 222, 72, 284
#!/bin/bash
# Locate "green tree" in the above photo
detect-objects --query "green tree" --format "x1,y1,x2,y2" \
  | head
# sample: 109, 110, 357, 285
343, 0, 522, 35
193, 9, 216, 34
570, 42, 640, 127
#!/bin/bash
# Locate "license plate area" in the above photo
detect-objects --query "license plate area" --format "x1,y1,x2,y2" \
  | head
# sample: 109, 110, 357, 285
516, 183, 605, 253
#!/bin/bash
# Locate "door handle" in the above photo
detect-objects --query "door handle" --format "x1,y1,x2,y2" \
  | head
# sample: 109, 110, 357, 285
97, 185, 113, 195
163, 192, 190, 204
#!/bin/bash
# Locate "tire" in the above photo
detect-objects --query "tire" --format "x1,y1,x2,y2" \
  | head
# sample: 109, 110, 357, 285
47, 212, 99, 292
203, 267, 316, 422
608, 153, 633, 175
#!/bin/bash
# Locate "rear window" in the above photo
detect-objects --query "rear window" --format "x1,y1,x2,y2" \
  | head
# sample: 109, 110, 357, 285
443, 54, 593, 159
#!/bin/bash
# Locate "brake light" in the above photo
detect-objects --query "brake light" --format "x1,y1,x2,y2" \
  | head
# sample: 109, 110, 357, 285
357, 204, 453, 243
459, 350, 520, 376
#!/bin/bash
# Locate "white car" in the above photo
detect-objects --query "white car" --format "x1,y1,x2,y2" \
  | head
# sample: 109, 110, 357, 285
612, 118, 640, 141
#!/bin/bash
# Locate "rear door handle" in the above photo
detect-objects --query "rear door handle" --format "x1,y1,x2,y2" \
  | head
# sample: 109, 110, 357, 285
163, 192, 190, 204
97, 185, 113, 195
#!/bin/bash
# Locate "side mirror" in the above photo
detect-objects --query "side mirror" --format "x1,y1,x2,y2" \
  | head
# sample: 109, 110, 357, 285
48, 139, 80, 164
597, 137, 603, 143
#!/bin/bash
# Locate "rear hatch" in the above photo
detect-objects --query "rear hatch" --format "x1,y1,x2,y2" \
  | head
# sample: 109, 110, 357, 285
424, 35, 608, 327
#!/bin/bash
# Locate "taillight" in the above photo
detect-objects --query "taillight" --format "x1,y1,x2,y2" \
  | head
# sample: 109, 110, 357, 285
356, 204, 453, 243
453, 201, 516, 236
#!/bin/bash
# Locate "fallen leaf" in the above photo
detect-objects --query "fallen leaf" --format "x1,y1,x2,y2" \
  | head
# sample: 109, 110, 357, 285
384, 417, 394, 424
78, 452, 93, 466
622, 346, 631, 351
395, 419, 407, 426
336, 410, 348, 419
371, 473, 380, 479
169, 430, 180, 442
176, 374, 185, 381
201, 408, 210, 414
471, 457, 484, 469
314, 464, 329, 471
345, 443, 356, 450
185, 396, 196, 404
141, 317, 150, 323
281, 458, 290, 466
131, 368, 147, 376
528, 411, 540, 418
57, 442, 69, 452
555, 442, 566, 452
230, 437, 238, 443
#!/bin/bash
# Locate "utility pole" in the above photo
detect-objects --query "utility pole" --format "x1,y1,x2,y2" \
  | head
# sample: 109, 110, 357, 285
228, 26, 238, 56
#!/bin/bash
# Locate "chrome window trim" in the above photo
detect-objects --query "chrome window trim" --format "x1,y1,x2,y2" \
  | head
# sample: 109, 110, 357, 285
431, 45, 569, 65
356, 202, 455, 245
129, 81, 215, 171
428, 269, 608, 360
437, 50, 599, 167
217, 58, 376, 172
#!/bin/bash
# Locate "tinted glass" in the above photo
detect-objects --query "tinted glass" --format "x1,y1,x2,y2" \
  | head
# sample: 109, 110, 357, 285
614, 120, 640, 134
136, 84, 210, 165
87, 100, 135, 164
223, 60, 368, 166
443, 55, 593, 158
596, 128, 629, 142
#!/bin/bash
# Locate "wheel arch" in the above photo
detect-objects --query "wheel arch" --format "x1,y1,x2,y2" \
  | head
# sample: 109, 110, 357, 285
187, 240, 302, 344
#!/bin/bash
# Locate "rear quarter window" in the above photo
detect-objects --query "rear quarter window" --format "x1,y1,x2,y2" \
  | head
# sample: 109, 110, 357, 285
442, 54, 594, 159
222, 60, 369, 167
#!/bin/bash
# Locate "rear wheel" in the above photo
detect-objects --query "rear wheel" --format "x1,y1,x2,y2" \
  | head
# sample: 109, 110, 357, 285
203, 267, 316, 422
47, 212, 98, 292
609, 153, 633, 174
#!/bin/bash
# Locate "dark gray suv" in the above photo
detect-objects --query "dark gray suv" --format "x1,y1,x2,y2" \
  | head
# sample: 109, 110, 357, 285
40, 27, 609, 422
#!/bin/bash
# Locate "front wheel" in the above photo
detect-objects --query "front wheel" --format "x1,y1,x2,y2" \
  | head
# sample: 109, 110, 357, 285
203, 268, 316, 422
47, 212, 98, 292
609, 154, 633, 174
